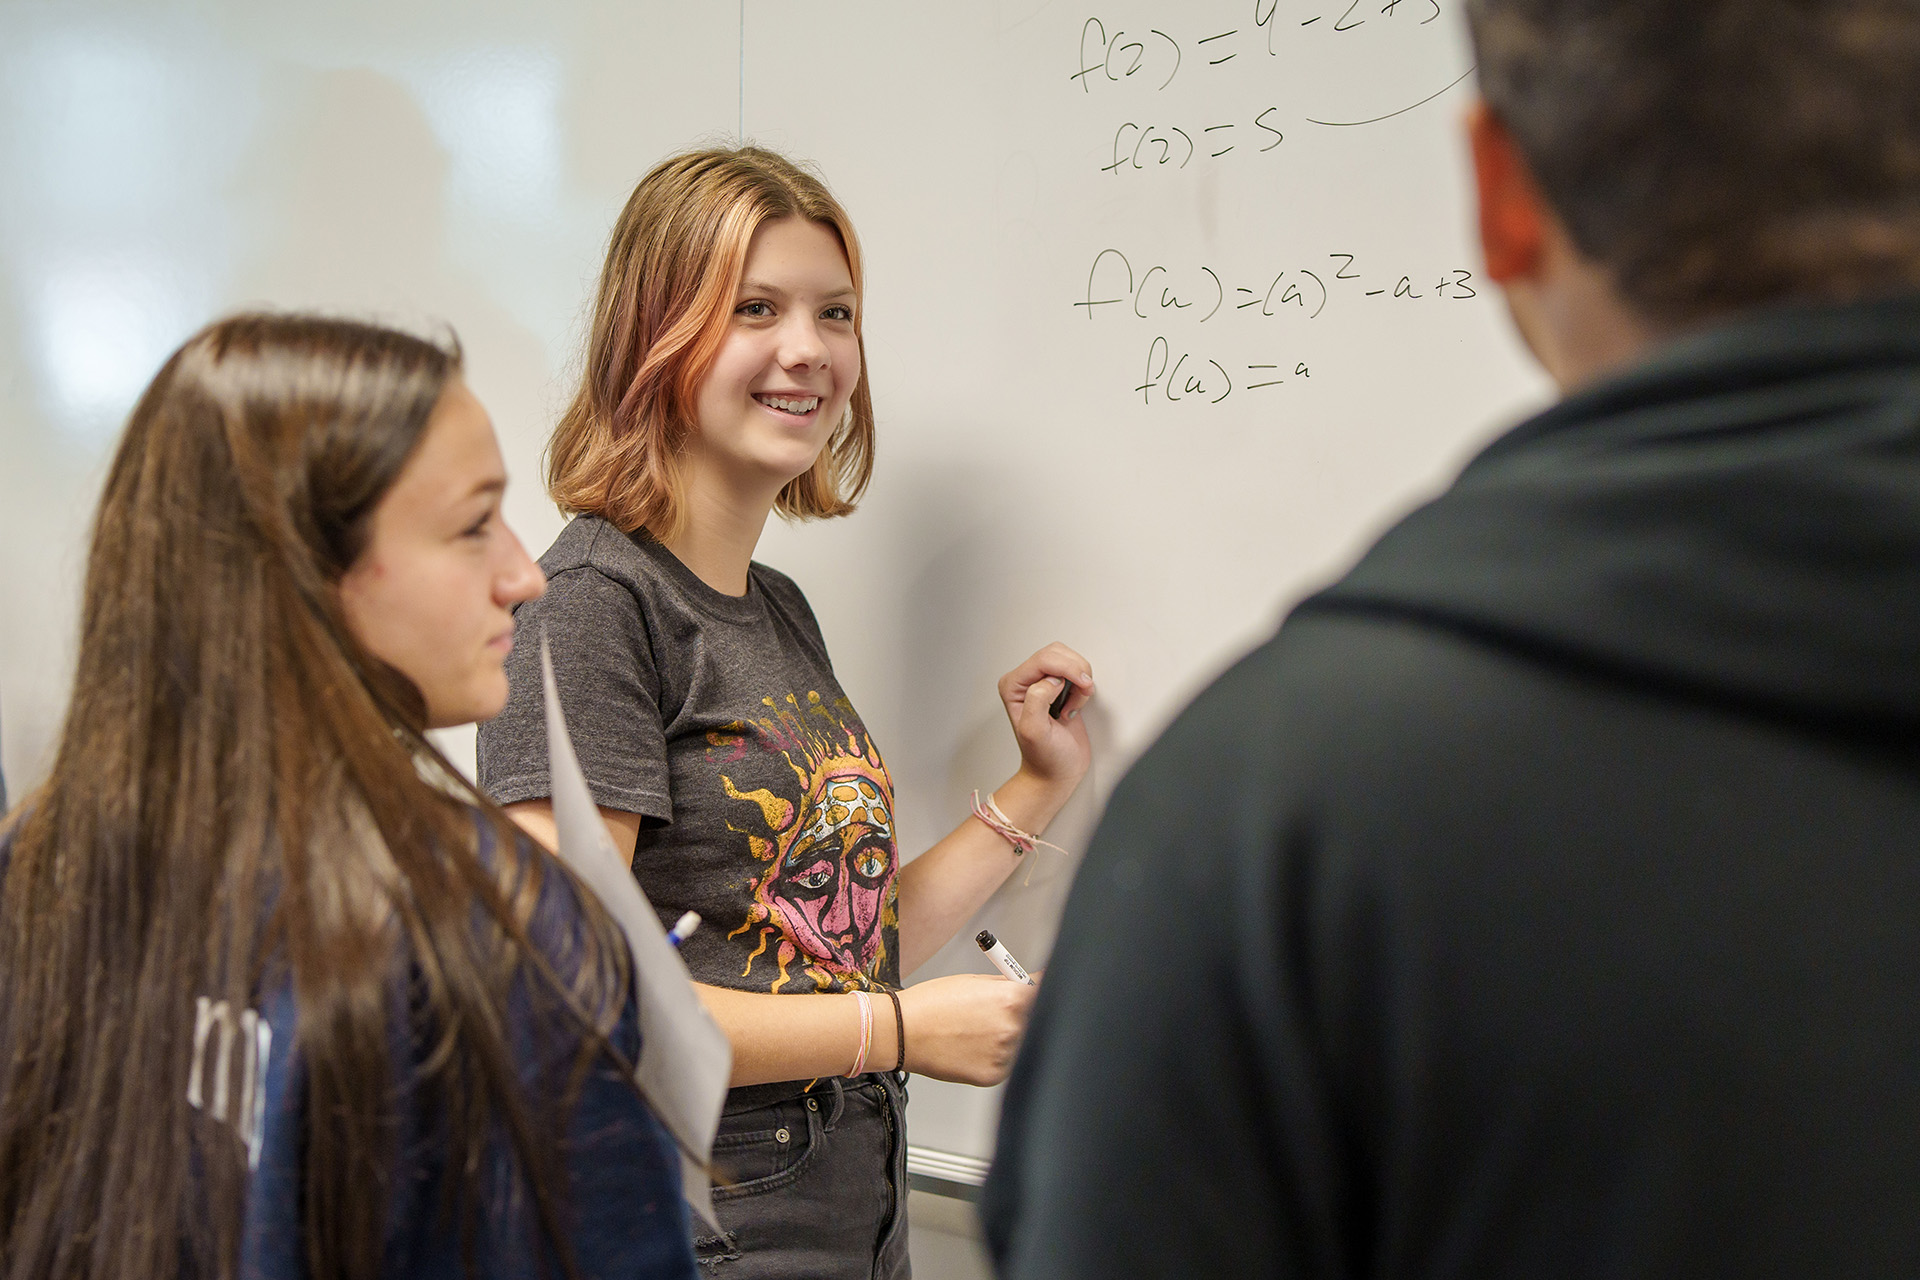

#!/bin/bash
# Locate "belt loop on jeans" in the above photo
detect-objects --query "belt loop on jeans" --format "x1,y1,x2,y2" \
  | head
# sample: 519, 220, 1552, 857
823, 1075, 846, 1130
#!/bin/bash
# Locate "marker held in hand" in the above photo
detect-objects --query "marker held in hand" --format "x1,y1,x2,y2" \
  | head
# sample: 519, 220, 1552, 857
975, 929, 1036, 985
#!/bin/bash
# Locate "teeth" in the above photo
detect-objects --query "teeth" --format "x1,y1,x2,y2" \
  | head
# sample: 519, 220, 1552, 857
756, 394, 819, 415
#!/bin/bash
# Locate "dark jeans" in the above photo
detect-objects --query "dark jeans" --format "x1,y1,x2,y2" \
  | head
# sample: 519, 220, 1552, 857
694, 1072, 911, 1279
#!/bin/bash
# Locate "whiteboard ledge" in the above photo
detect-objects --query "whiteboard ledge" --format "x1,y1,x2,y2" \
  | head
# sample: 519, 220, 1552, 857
907, 1144, 990, 1201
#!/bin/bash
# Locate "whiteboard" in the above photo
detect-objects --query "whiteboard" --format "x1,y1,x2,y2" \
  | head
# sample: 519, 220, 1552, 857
0, 0, 1550, 1164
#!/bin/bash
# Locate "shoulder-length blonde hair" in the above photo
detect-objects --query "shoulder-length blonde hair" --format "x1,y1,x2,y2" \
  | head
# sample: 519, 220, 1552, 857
549, 146, 875, 538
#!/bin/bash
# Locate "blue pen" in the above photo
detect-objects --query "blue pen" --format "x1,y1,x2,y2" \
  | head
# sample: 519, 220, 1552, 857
667, 911, 701, 948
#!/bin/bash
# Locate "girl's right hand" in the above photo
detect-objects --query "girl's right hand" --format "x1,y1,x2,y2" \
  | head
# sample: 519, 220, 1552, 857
896, 972, 1040, 1086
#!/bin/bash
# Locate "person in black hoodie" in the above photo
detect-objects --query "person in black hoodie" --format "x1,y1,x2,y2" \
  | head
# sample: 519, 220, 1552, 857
984, 2, 1920, 1277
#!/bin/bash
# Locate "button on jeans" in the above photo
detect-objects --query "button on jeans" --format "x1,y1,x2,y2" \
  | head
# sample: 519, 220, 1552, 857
693, 1072, 910, 1278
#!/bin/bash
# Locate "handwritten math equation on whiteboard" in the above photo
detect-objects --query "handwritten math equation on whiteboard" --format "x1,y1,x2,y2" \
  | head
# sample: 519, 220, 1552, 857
1079, 250, 1478, 405
1072, 1, 1474, 178
1057, 2, 1484, 406
1073, 3, 1447, 96
1078, 249, 1478, 323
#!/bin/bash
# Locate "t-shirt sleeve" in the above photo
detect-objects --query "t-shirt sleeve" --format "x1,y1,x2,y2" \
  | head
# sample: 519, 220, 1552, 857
477, 566, 673, 821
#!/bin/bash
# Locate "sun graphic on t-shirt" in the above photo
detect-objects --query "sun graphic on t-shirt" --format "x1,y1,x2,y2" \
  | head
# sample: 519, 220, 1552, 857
713, 691, 900, 994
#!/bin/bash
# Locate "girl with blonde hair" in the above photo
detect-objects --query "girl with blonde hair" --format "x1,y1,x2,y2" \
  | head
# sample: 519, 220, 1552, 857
478, 146, 1095, 1276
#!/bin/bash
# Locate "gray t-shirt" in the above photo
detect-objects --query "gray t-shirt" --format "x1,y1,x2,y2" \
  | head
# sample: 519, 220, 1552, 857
478, 516, 900, 996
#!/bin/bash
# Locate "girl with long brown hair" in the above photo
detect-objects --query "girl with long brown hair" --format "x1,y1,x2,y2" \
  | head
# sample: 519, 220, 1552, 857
476, 146, 1097, 1275
0, 314, 696, 1280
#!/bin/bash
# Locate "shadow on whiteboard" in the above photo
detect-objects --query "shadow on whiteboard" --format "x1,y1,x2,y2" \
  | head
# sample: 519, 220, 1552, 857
899, 691, 1113, 1164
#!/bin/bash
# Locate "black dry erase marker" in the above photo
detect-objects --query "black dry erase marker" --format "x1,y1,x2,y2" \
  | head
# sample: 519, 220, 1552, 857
1048, 679, 1072, 720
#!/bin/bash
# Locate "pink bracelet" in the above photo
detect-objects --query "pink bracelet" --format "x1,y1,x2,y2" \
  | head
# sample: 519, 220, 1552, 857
846, 990, 873, 1077
970, 790, 1070, 859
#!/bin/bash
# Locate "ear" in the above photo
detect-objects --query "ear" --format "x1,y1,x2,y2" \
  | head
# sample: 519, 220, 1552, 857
1469, 100, 1548, 284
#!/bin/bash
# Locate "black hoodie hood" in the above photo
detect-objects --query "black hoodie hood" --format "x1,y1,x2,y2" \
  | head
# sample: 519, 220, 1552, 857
1302, 293, 1920, 730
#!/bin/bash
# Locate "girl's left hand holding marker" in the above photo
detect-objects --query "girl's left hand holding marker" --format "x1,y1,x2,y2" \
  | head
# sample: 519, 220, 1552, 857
999, 641, 1096, 799
897, 972, 1041, 1087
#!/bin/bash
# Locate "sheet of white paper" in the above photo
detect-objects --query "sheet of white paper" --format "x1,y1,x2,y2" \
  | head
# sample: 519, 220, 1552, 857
540, 637, 731, 1231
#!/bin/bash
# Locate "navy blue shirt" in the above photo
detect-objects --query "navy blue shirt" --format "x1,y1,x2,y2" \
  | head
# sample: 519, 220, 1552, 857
3, 815, 697, 1279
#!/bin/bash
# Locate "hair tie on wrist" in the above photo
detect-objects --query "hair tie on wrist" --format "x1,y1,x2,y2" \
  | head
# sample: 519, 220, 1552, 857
847, 990, 873, 1078
884, 987, 906, 1074
970, 790, 1069, 859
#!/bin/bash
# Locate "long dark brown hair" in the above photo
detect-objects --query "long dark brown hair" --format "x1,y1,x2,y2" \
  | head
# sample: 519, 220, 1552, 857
0, 314, 634, 1279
